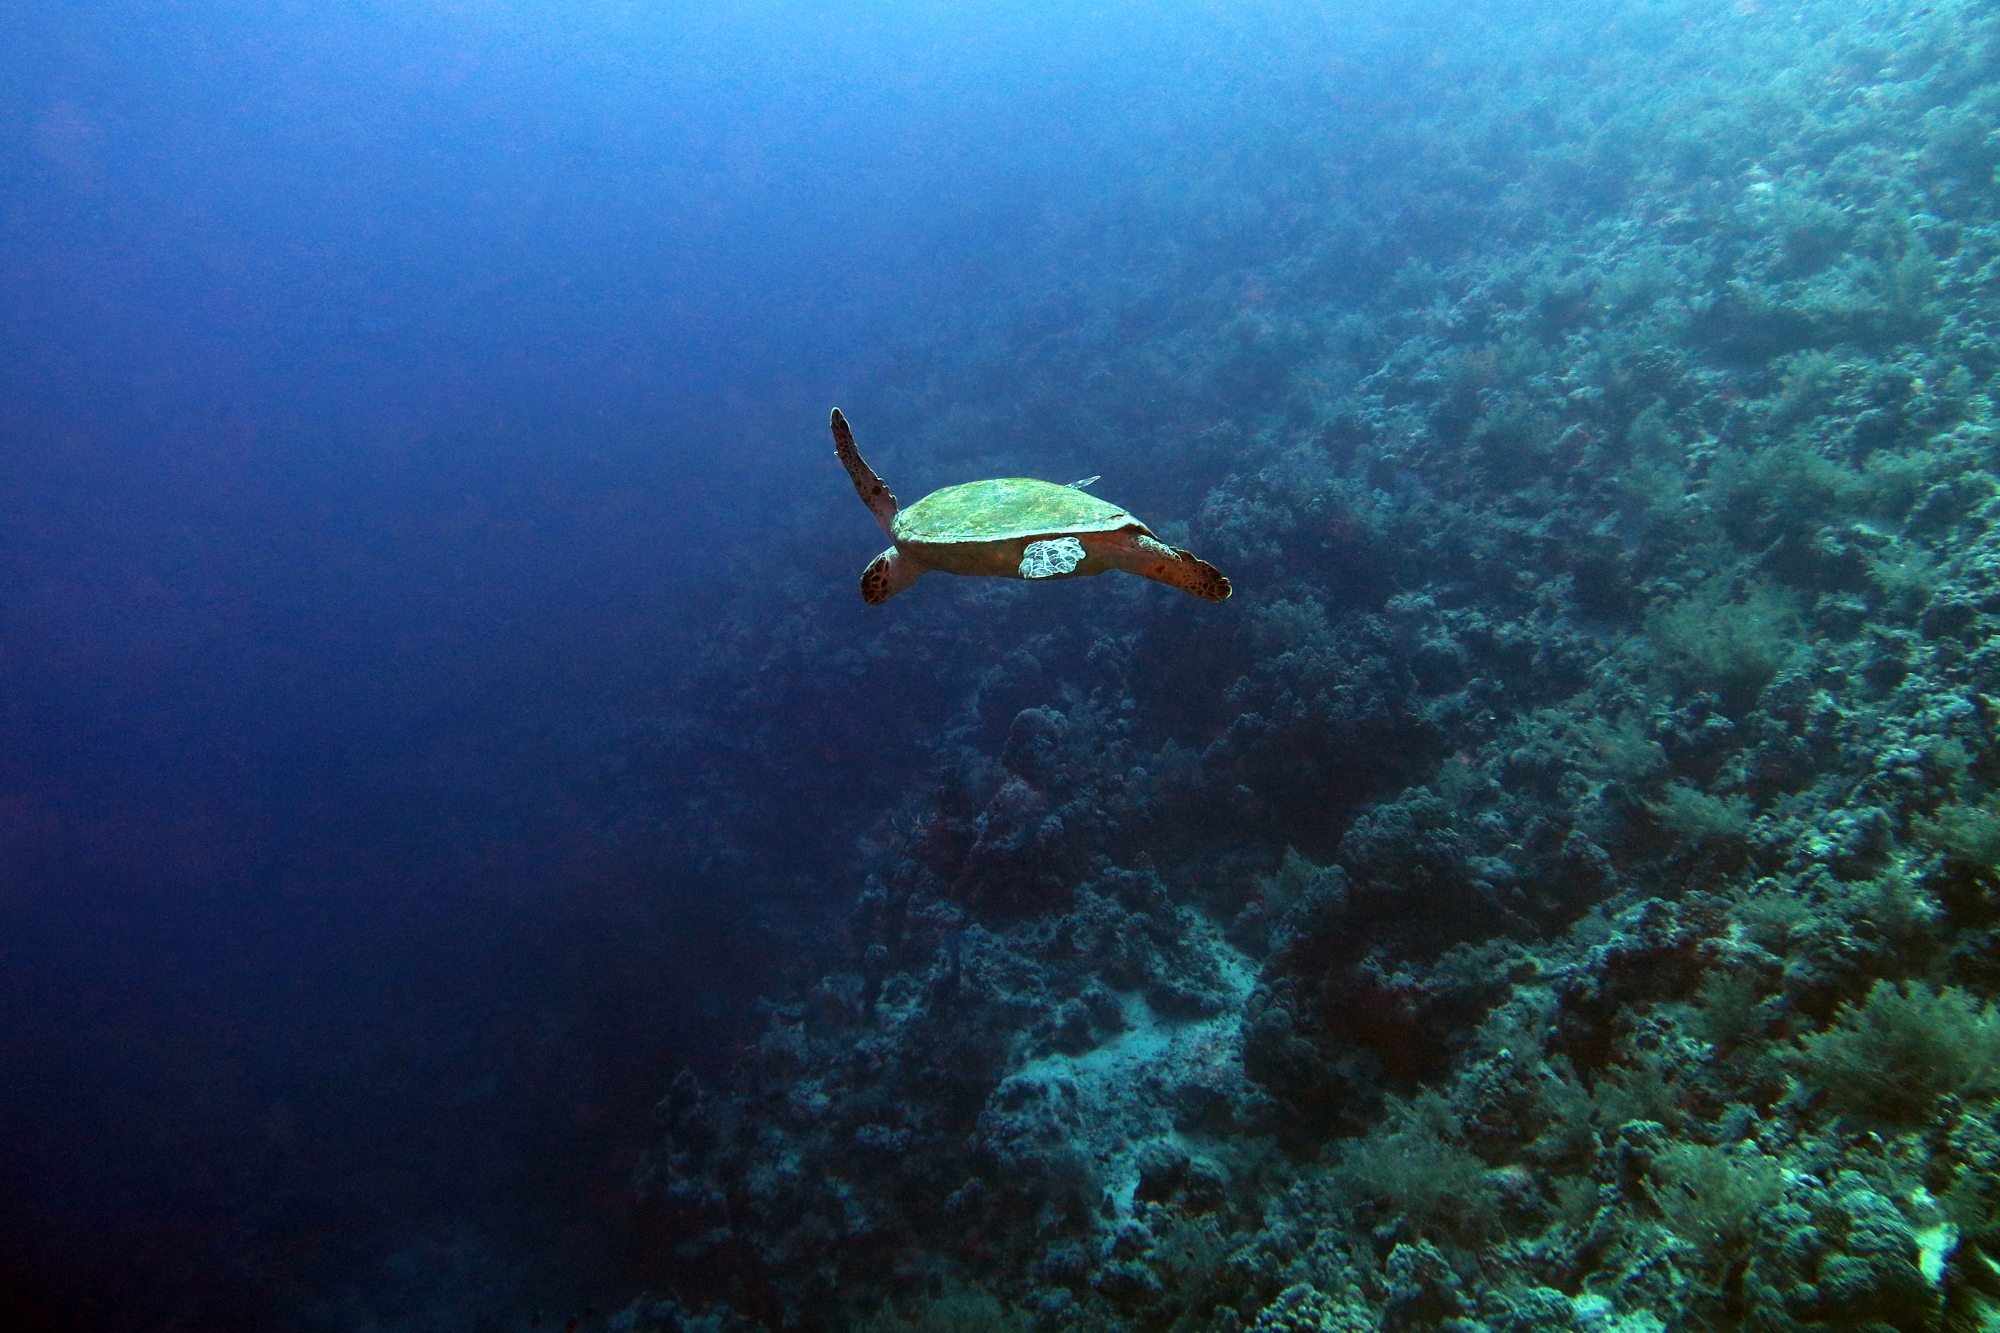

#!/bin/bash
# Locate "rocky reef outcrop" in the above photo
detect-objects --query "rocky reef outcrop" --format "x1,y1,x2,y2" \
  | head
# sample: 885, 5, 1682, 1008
611, 1, 2000, 1329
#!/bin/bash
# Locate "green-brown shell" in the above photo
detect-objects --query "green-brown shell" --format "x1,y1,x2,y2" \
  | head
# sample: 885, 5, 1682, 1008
891, 478, 1137, 545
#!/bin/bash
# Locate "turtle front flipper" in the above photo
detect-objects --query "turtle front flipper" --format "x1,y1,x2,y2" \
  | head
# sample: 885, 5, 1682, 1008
860, 546, 925, 606
831, 408, 899, 537
1110, 531, 1232, 601
1019, 537, 1087, 578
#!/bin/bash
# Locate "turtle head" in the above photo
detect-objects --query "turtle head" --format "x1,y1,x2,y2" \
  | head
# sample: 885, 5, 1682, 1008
860, 546, 925, 606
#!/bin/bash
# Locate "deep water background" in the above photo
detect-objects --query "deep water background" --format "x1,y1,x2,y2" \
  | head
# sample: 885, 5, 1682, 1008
0, 0, 1443, 1327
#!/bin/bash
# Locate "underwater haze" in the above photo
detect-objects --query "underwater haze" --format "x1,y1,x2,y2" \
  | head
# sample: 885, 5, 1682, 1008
1, 1, 1402, 1325
12, 1, 2000, 1331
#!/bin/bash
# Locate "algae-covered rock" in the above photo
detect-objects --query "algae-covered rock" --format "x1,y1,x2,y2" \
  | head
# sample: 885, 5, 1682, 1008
1381, 1240, 1478, 1332
1247, 1282, 1375, 1333
1743, 1176, 1943, 1333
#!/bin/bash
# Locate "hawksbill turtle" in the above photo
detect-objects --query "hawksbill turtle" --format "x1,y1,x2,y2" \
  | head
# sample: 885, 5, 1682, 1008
830, 408, 1231, 606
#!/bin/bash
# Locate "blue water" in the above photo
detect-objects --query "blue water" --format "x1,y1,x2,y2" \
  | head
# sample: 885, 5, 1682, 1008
0, 2, 1439, 1326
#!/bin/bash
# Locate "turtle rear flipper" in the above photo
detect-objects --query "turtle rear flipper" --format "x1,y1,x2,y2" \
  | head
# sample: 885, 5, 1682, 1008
831, 408, 898, 536
1115, 532, 1232, 601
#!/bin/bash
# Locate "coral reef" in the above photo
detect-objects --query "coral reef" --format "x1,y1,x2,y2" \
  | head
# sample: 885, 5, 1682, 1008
612, 1, 2000, 1329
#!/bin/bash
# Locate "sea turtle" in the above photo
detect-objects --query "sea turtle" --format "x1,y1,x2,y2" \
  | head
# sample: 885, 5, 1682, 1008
831, 408, 1231, 606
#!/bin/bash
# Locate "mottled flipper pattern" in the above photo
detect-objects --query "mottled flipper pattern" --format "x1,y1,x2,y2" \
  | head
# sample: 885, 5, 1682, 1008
1129, 534, 1231, 601
831, 408, 898, 536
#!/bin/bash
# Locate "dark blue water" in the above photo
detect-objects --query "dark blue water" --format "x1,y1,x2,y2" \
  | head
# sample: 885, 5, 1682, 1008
0, 2, 1448, 1327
